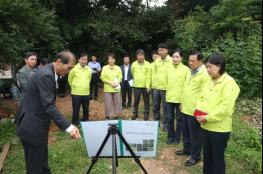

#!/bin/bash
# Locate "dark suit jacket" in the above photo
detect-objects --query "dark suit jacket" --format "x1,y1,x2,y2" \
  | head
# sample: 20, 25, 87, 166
15, 63, 71, 146
120, 64, 132, 87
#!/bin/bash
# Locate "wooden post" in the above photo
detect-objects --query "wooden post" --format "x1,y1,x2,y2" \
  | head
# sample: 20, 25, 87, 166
0, 144, 10, 172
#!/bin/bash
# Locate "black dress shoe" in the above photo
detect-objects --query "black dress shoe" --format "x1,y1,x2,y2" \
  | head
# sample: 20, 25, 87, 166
114, 116, 119, 120
174, 139, 180, 145
166, 138, 175, 145
131, 115, 137, 120
162, 126, 168, 132
175, 149, 191, 156
105, 116, 110, 120
184, 158, 200, 166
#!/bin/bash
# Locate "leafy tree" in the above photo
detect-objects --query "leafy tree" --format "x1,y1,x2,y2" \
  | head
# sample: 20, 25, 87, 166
210, 0, 262, 37
0, 0, 63, 63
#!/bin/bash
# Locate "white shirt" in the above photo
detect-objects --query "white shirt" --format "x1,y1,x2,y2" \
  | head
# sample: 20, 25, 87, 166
124, 64, 129, 81
55, 71, 58, 89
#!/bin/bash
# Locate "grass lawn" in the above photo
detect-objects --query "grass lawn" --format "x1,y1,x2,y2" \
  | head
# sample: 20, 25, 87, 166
0, 99, 262, 174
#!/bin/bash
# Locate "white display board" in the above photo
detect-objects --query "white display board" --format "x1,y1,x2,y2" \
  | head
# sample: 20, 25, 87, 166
81, 120, 159, 158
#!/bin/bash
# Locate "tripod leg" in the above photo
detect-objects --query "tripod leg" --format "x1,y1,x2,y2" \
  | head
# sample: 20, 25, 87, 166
115, 138, 119, 167
117, 131, 148, 174
112, 133, 117, 174
87, 132, 111, 174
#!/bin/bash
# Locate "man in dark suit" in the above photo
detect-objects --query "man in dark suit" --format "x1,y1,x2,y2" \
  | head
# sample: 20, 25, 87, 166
15, 50, 81, 174
120, 55, 133, 108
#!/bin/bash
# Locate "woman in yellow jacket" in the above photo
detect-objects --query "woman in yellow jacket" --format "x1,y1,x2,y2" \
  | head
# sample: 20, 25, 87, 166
196, 53, 240, 174
166, 49, 190, 145
68, 53, 92, 126
100, 53, 123, 120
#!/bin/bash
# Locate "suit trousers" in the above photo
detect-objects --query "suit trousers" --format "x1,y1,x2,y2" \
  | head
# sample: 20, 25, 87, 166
153, 89, 168, 127
71, 95, 90, 125
166, 102, 182, 142
181, 113, 203, 160
90, 73, 99, 99
203, 129, 230, 174
21, 138, 51, 174
121, 81, 132, 107
133, 87, 149, 117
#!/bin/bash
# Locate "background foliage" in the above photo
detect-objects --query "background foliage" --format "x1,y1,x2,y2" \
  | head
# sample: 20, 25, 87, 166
0, 0, 262, 97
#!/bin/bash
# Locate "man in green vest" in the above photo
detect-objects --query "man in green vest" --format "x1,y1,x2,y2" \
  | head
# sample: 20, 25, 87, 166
68, 53, 92, 126
176, 51, 209, 167
152, 43, 172, 131
131, 49, 151, 120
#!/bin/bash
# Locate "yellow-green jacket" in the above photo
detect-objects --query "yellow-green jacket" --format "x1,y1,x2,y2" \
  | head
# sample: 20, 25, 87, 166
151, 55, 172, 90
68, 63, 92, 96
150, 62, 157, 89
100, 65, 122, 93
131, 60, 151, 88
166, 62, 190, 103
196, 73, 240, 132
181, 64, 209, 116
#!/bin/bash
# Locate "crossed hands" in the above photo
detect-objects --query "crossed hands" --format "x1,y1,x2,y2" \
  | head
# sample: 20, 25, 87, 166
110, 82, 119, 88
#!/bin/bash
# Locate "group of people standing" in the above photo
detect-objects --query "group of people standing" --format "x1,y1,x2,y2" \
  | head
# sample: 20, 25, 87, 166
66, 43, 240, 174
15, 42, 240, 174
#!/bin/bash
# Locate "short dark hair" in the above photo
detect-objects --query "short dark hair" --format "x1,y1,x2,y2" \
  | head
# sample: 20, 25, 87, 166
151, 50, 158, 56
40, 58, 49, 65
24, 52, 37, 60
79, 53, 88, 58
55, 50, 75, 64
173, 48, 183, 57
158, 43, 168, 49
136, 49, 145, 55
207, 53, 226, 75
189, 50, 203, 61
107, 53, 116, 59
123, 54, 130, 59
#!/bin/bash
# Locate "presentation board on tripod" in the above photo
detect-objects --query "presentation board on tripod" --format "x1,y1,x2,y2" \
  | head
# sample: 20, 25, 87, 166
81, 120, 159, 158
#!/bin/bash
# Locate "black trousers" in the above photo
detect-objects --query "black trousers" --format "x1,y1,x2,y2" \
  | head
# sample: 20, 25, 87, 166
203, 129, 230, 174
71, 95, 90, 125
133, 87, 149, 117
166, 102, 182, 142
181, 113, 203, 160
153, 89, 168, 127
21, 139, 51, 174
57, 75, 67, 95
121, 81, 132, 107
90, 74, 99, 99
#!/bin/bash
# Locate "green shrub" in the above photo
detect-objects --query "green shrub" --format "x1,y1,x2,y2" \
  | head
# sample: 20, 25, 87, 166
203, 25, 262, 98
226, 102, 262, 173
0, 119, 16, 146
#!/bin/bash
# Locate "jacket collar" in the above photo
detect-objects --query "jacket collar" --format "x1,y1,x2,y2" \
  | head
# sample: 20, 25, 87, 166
107, 64, 117, 69
76, 63, 88, 69
213, 73, 228, 84
173, 62, 183, 68
191, 64, 205, 76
